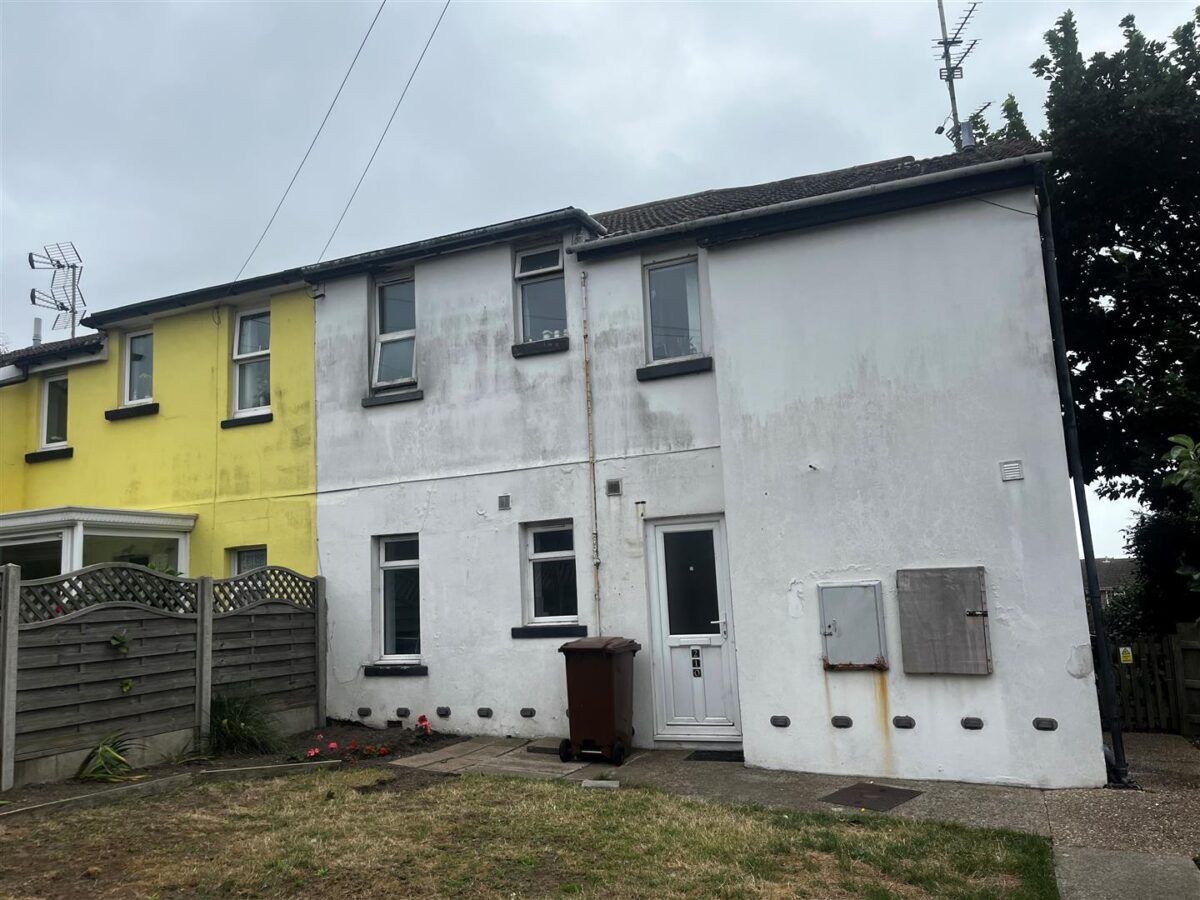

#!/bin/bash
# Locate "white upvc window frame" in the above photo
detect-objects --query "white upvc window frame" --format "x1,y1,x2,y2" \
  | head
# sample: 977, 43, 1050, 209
229, 545, 268, 576
373, 278, 417, 390
41, 375, 69, 449
522, 520, 578, 625
377, 534, 421, 663
232, 307, 271, 416
514, 245, 563, 280
514, 244, 567, 343
642, 254, 705, 364
123, 329, 154, 406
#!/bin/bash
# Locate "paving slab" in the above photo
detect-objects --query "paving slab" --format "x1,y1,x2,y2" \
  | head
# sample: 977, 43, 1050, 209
391, 736, 509, 769
1054, 847, 1200, 900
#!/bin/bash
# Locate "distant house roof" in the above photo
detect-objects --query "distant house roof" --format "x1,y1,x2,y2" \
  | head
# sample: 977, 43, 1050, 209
592, 140, 1046, 237
1082, 558, 1138, 593
0, 335, 105, 369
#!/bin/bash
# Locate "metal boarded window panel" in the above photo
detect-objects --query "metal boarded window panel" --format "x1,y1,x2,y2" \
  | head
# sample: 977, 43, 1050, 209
897, 567, 992, 675
818, 582, 887, 670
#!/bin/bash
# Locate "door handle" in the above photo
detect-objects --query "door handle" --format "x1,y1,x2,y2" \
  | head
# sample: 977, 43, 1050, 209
710, 618, 727, 637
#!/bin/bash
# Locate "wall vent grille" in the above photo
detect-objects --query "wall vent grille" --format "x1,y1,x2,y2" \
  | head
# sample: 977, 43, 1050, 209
605, 479, 622, 497
999, 460, 1024, 482
498, 494, 511, 511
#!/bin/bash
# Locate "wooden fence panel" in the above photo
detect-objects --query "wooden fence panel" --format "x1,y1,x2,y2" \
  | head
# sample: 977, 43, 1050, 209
212, 600, 318, 714
13, 605, 198, 761
1108, 627, 1200, 735
1175, 623, 1200, 738
0, 563, 325, 790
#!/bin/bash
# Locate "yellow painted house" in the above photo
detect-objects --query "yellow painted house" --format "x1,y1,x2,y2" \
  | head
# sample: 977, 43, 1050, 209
0, 271, 317, 579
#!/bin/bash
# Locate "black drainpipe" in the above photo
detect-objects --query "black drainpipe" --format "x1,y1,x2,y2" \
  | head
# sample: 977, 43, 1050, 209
1034, 164, 1132, 787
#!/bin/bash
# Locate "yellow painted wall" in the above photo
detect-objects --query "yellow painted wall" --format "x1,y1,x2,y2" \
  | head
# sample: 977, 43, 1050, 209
0, 289, 316, 576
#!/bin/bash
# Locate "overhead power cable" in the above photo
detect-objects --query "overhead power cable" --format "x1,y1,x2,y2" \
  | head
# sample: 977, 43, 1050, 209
317, 0, 452, 263
234, 0, 389, 281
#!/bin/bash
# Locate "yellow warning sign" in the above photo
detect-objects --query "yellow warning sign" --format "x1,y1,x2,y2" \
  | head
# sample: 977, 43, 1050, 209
1119, 647, 1134, 664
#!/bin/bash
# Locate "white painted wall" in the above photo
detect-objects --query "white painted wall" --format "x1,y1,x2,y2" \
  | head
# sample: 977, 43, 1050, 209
315, 232, 723, 745
314, 189, 1104, 787
705, 188, 1105, 787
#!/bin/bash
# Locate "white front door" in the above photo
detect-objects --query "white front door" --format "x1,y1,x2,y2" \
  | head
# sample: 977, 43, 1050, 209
648, 518, 741, 740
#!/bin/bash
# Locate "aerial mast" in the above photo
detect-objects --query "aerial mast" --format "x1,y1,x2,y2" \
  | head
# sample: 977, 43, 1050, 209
934, 1, 981, 150
29, 242, 87, 338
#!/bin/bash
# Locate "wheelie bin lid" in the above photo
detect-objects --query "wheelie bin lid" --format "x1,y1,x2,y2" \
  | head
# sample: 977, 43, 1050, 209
559, 636, 641, 655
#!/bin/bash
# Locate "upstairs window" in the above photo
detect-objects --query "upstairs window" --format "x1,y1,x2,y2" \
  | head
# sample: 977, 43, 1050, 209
645, 258, 702, 362
516, 245, 567, 343
42, 376, 68, 448
125, 330, 154, 405
374, 280, 417, 388
233, 310, 270, 414
524, 522, 578, 622
380, 535, 420, 658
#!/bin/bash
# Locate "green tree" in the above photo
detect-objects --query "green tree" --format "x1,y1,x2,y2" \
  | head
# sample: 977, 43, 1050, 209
983, 9, 1199, 630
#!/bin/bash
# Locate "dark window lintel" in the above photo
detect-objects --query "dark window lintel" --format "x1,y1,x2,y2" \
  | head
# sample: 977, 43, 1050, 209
105, 402, 160, 421
636, 356, 713, 381
362, 388, 423, 408
512, 336, 569, 358
511, 624, 588, 639
25, 447, 73, 464
363, 664, 428, 677
220, 412, 273, 429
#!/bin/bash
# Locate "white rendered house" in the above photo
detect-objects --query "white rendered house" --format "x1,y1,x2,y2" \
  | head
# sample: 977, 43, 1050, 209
309, 141, 1106, 788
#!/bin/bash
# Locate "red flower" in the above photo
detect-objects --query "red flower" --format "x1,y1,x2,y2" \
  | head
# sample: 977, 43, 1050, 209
306, 747, 321, 758
416, 715, 433, 736
328, 741, 338, 751
378, 746, 390, 756
349, 739, 359, 751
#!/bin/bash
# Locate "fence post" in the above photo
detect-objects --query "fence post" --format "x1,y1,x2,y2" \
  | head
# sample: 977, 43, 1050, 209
315, 576, 327, 729
0, 564, 21, 791
196, 576, 214, 752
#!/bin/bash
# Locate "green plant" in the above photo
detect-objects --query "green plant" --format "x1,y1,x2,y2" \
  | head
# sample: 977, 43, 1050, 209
208, 694, 282, 756
120, 678, 133, 694
77, 732, 144, 782
1164, 435, 1200, 593
109, 632, 130, 654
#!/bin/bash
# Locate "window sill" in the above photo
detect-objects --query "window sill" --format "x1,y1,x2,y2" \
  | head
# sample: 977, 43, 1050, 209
364, 664, 428, 677
512, 336, 569, 358
221, 412, 273, 429
105, 402, 159, 421
636, 355, 713, 381
26, 447, 73, 464
362, 388, 423, 408
511, 624, 588, 639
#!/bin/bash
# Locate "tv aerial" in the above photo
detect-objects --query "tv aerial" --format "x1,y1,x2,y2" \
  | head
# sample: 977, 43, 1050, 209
29, 242, 86, 338
932, 1, 982, 150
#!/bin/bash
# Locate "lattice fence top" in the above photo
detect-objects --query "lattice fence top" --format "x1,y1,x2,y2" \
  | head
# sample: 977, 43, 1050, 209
18, 563, 198, 623
213, 566, 316, 614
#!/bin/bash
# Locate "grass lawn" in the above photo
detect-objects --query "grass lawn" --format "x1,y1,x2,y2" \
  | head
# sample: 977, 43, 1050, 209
0, 768, 1058, 899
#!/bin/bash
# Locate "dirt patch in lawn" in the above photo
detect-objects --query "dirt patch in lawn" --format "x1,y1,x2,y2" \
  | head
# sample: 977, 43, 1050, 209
0, 722, 462, 813
0, 769, 1058, 899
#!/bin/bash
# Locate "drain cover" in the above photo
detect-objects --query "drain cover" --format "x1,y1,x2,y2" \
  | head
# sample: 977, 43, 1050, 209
685, 749, 745, 763
820, 782, 921, 811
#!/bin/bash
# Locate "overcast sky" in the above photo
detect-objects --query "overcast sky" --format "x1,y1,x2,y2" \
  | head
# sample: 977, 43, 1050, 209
2, 0, 1190, 553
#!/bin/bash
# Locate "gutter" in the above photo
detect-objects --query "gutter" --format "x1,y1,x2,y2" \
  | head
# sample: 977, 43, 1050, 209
0, 365, 29, 388
1034, 164, 1132, 788
571, 152, 1053, 257
304, 208, 606, 281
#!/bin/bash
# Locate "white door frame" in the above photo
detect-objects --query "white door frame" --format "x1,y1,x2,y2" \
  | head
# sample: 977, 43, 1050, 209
646, 515, 742, 741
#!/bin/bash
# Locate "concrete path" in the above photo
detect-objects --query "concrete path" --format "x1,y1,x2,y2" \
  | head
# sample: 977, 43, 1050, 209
1054, 847, 1200, 900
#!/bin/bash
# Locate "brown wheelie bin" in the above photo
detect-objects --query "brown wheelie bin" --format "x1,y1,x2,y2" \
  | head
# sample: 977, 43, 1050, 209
558, 636, 641, 765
